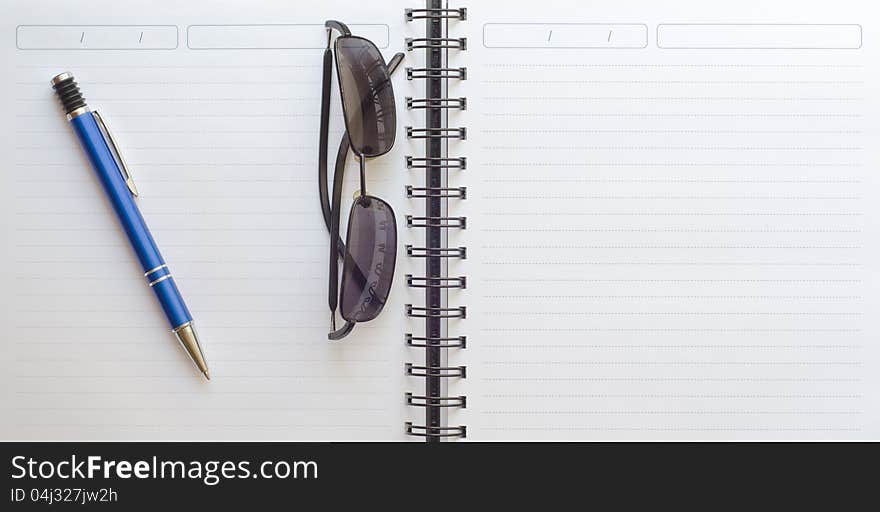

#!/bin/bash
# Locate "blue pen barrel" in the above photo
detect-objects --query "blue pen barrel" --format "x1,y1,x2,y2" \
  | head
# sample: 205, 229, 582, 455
69, 112, 193, 329
52, 72, 208, 379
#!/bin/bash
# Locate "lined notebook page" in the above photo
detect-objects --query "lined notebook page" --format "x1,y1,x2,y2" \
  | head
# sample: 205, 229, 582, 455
0, 0, 416, 440
460, 0, 880, 439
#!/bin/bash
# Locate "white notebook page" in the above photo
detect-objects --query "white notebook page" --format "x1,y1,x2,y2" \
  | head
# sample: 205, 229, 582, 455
458, 0, 880, 439
0, 0, 421, 440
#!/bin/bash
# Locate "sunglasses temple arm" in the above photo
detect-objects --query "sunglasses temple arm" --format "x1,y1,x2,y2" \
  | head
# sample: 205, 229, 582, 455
328, 175, 342, 331
319, 46, 333, 232
330, 133, 350, 259
320, 45, 344, 331
387, 52, 405, 74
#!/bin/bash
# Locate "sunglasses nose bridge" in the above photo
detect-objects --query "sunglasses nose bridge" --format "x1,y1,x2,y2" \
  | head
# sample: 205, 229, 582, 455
358, 153, 368, 198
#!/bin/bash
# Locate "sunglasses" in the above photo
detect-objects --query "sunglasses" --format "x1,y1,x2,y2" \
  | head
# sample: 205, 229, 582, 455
319, 20, 405, 340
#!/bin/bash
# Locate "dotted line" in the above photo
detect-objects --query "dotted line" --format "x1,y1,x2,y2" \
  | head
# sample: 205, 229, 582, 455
482, 146, 863, 151
17, 129, 319, 134
14, 424, 388, 429
482, 129, 863, 135
482, 361, 861, 366
480, 411, 862, 415
16, 114, 320, 119
483, 377, 860, 382
482, 229, 862, 233
16, 145, 317, 151
481, 196, 860, 200
481, 80, 863, 84
481, 427, 862, 432
17, 162, 310, 167
484, 394, 863, 399
19, 97, 315, 102
483, 344, 862, 349
481, 213, 863, 217
17, 64, 321, 69
17, 211, 317, 216
480, 245, 862, 249
482, 295, 861, 300
17, 80, 318, 85
483, 113, 862, 117
481, 328, 860, 333
481, 279, 862, 283
483, 312, 860, 316
481, 178, 862, 183
484, 64, 862, 69
481, 262, 861, 266
483, 96, 862, 101
482, 163, 862, 168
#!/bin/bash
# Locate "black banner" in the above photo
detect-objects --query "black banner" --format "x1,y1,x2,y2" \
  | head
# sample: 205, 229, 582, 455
1, 442, 874, 509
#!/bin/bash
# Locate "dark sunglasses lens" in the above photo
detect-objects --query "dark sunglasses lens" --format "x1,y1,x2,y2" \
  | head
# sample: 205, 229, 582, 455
335, 37, 396, 156
339, 196, 397, 323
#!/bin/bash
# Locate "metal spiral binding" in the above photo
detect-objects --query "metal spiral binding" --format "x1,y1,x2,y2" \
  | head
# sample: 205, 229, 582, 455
406, 215, 467, 229
406, 245, 467, 259
406, 275, 466, 289
405, 423, 467, 438
407, 67, 467, 80
406, 305, 467, 319
406, 97, 467, 110
405, 37, 467, 50
406, 332, 467, 348
407, 156, 467, 170
406, 126, 467, 140
405, 7, 467, 20
404, 0, 467, 442
406, 185, 467, 199
406, 393, 467, 407
405, 364, 467, 378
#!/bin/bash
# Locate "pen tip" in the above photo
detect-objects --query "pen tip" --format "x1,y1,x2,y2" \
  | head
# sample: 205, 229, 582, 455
174, 323, 210, 381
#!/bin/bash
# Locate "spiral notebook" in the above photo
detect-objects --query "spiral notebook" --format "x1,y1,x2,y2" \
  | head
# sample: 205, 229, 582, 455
2, 0, 879, 441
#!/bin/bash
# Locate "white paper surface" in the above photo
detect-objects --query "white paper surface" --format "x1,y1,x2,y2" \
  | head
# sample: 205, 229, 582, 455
4, 0, 880, 442
0, 0, 422, 440
454, 0, 880, 440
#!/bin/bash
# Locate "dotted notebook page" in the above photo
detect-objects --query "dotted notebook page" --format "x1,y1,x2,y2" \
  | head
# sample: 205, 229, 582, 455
0, 1, 416, 440
455, 0, 880, 440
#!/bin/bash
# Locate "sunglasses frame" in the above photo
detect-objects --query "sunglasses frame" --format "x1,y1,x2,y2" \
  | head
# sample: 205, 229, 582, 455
319, 19, 405, 340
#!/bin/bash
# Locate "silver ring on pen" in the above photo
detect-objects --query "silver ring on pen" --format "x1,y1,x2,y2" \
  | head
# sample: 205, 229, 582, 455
144, 264, 168, 277
148, 274, 173, 287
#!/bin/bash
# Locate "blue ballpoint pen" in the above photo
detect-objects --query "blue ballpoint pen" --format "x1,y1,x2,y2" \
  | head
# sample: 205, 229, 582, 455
51, 72, 210, 380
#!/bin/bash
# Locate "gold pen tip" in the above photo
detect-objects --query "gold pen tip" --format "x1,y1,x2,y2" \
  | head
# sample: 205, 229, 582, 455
173, 323, 210, 380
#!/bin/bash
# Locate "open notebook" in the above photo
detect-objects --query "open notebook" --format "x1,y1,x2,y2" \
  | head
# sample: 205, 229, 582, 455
1, 0, 878, 441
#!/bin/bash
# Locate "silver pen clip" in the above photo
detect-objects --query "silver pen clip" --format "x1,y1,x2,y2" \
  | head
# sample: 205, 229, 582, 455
93, 110, 139, 197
